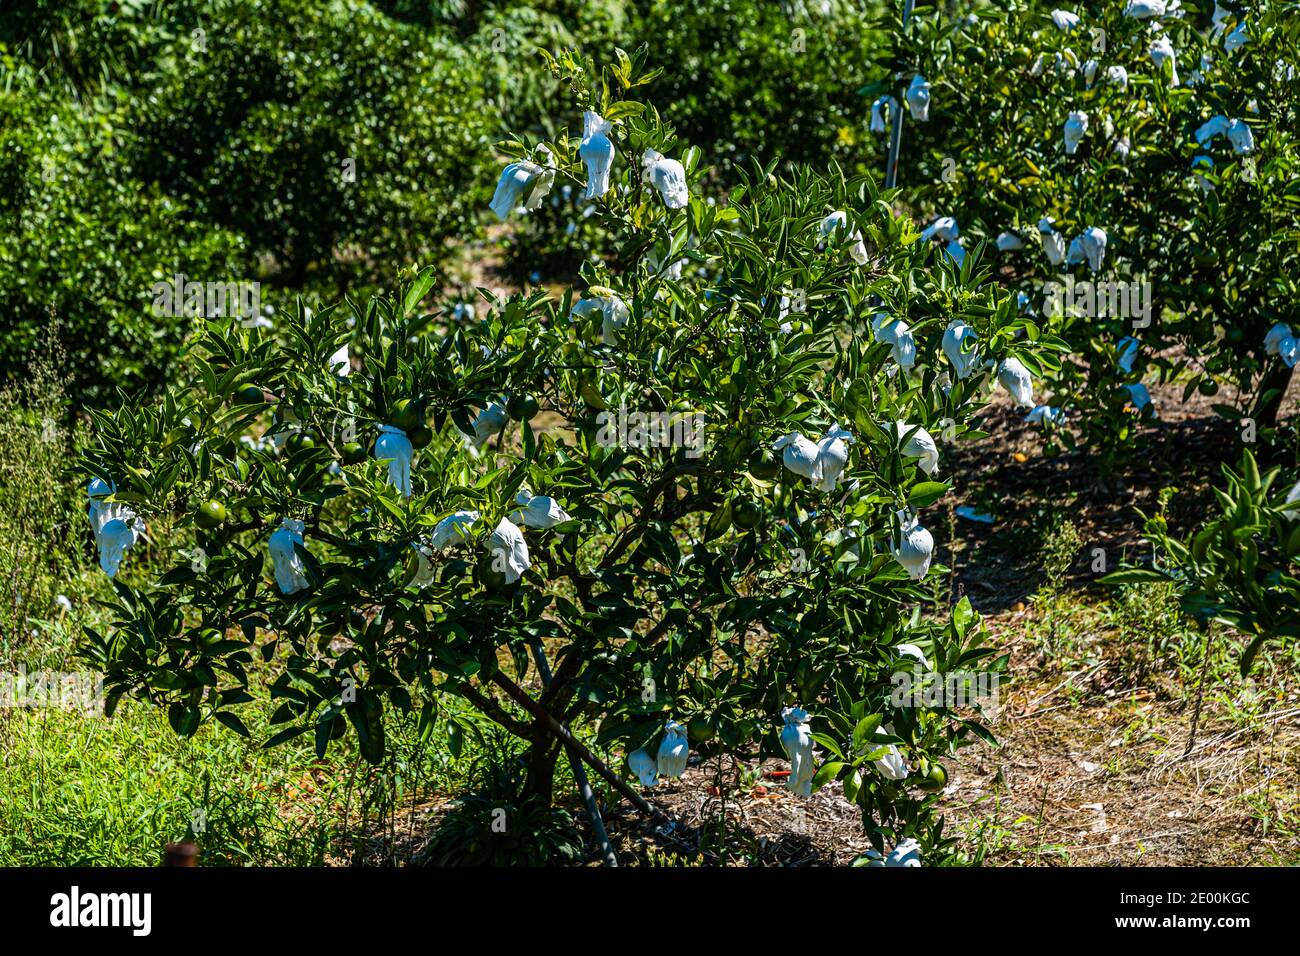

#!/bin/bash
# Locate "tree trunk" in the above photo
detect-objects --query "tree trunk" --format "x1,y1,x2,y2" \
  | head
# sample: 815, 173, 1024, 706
521, 730, 563, 804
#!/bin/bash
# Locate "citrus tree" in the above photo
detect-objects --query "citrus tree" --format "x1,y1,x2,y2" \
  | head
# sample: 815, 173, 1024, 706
127, 0, 501, 292
0, 81, 246, 405
873, 0, 1300, 463
78, 49, 1047, 859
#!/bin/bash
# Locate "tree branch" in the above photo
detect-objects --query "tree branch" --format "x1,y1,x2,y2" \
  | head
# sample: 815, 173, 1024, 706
490, 671, 663, 820
460, 680, 540, 741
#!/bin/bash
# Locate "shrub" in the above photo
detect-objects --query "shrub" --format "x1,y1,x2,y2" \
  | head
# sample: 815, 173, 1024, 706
126, 0, 502, 293
1109, 448, 1300, 677
877, 1, 1300, 463
78, 50, 1049, 861
0, 85, 247, 405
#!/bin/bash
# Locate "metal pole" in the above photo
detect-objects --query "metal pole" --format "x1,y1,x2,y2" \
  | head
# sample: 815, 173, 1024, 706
529, 642, 619, 867
884, 0, 916, 190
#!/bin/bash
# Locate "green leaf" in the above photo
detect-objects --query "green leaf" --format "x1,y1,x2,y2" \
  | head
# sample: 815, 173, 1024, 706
167, 703, 200, 738
403, 267, 437, 316
215, 712, 251, 738
704, 500, 732, 542
264, 726, 310, 749
812, 761, 844, 791
1240, 632, 1269, 677
1099, 568, 1170, 585
951, 596, 975, 637
908, 481, 949, 508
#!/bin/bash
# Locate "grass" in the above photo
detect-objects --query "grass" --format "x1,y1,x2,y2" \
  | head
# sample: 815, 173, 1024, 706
1, 699, 335, 866
0, 673, 487, 866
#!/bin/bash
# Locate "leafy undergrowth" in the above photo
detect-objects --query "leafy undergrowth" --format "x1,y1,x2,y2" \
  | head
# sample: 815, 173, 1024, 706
0, 668, 475, 866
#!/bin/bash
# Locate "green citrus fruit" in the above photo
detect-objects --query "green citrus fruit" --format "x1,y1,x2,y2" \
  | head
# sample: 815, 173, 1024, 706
287, 431, 317, 453
390, 398, 423, 432
732, 495, 763, 530
233, 385, 264, 405
196, 499, 227, 529
687, 715, 716, 743
408, 425, 433, 449
341, 441, 366, 464
749, 447, 782, 480
918, 763, 948, 791
475, 553, 512, 592
507, 393, 541, 421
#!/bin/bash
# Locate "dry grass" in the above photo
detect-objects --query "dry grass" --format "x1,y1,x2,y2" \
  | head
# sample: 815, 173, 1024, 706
937, 604, 1300, 866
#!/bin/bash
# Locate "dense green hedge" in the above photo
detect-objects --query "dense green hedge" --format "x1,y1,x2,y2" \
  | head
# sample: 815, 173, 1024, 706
127, 0, 501, 290
1, 0, 511, 404
0, 86, 247, 404
628, 0, 887, 175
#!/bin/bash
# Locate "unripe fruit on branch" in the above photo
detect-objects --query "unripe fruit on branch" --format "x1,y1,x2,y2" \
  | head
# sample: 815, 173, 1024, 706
195, 499, 227, 529
233, 385, 265, 405
916, 763, 947, 791
748, 447, 782, 480
287, 431, 317, 453
687, 714, 716, 743
732, 495, 763, 530
390, 398, 424, 432
507, 393, 540, 421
